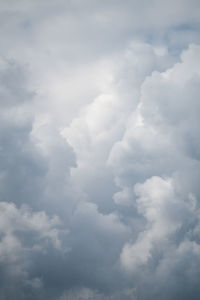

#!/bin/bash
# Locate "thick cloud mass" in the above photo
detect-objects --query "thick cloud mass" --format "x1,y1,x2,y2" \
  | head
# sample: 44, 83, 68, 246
0, 1, 200, 299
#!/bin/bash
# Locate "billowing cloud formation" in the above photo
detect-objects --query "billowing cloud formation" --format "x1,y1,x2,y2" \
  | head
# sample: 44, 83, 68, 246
0, 1, 200, 299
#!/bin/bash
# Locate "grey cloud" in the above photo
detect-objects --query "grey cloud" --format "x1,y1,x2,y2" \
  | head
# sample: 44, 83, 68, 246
0, 201, 63, 300
0, 60, 46, 208
108, 44, 200, 299
0, 57, 130, 299
1, 0, 200, 68
1, 1, 200, 300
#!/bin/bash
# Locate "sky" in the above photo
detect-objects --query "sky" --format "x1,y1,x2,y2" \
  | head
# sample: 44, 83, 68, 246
0, 0, 200, 299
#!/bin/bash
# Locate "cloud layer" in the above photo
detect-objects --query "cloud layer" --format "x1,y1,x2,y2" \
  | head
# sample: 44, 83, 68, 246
0, 1, 200, 299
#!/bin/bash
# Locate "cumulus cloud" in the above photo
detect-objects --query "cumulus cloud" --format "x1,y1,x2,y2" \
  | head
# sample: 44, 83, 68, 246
1, 1, 200, 299
121, 176, 200, 270
112, 44, 200, 299
62, 42, 200, 299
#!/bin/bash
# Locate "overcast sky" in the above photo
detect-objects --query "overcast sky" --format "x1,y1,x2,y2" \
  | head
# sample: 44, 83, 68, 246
0, 0, 200, 299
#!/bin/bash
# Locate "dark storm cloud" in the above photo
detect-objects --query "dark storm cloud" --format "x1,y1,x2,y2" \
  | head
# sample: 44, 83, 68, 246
0, 1, 200, 300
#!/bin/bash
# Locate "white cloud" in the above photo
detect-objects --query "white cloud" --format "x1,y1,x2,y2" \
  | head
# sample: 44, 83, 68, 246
0, 201, 62, 256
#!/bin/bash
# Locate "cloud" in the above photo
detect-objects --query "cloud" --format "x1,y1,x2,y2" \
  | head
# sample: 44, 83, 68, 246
111, 44, 200, 298
0, 201, 63, 300
109, 44, 200, 189
0, 1, 200, 299
120, 176, 200, 270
